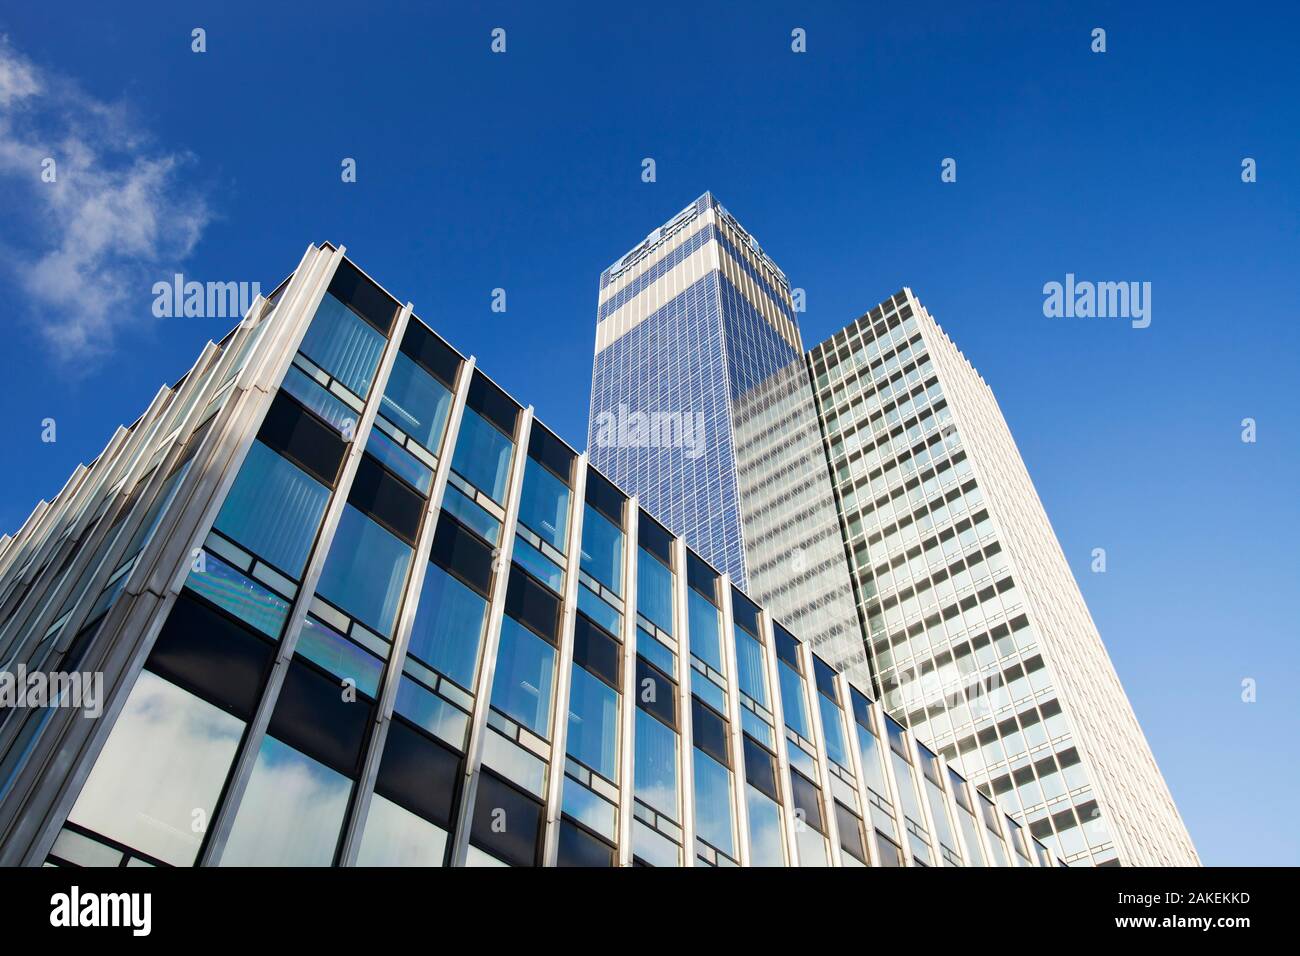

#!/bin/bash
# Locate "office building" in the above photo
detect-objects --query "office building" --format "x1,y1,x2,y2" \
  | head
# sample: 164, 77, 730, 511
807, 289, 1198, 866
0, 244, 1059, 868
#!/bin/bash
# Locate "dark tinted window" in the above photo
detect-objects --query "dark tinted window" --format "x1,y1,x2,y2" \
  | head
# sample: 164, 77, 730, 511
465, 373, 519, 437
257, 392, 345, 487
471, 772, 543, 867
731, 588, 760, 637
637, 511, 674, 566
691, 698, 729, 767
429, 515, 494, 596
527, 425, 574, 485
773, 622, 801, 669
556, 820, 614, 867
686, 551, 718, 602
400, 319, 460, 388
790, 771, 824, 834
328, 259, 400, 334
572, 614, 620, 687
349, 454, 423, 545
505, 566, 560, 644
850, 687, 875, 729
375, 717, 461, 829
635, 657, 676, 729
743, 735, 779, 802
813, 656, 839, 701
584, 469, 624, 526
269, 658, 372, 777
146, 593, 272, 720
836, 802, 867, 863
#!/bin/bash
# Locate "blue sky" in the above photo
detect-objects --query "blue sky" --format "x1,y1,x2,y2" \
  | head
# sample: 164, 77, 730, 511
1, 2, 1296, 865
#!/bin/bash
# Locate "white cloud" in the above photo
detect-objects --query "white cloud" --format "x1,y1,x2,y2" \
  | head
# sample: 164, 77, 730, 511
0, 35, 210, 364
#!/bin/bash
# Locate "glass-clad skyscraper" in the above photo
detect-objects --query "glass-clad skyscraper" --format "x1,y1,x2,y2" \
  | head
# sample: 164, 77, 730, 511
0, 244, 1059, 868
807, 290, 1199, 866
588, 194, 865, 682
585, 197, 1196, 868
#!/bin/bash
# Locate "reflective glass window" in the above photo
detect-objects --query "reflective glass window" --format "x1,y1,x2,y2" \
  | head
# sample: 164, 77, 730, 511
580, 505, 623, 595
297, 293, 386, 398
517, 458, 570, 552
213, 441, 330, 578
490, 617, 556, 737
450, 409, 513, 503
380, 351, 452, 452
314, 505, 412, 638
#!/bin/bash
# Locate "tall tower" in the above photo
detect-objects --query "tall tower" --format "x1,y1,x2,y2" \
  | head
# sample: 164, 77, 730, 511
587, 194, 865, 680
806, 289, 1198, 866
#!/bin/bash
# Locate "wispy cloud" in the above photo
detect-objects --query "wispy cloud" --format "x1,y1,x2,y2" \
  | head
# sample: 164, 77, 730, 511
0, 35, 210, 364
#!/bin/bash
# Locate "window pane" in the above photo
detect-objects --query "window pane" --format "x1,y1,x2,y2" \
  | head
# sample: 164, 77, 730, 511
778, 661, 812, 739
512, 537, 563, 594
315, 505, 412, 638
490, 618, 556, 737
298, 293, 386, 398
856, 723, 892, 801
364, 429, 432, 494
380, 352, 452, 452
296, 616, 384, 699
692, 748, 735, 857
441, 486, 500, 545
746, 786, 785, 866
566, 665, 619, 779
355, 793, 448, 866
687, 590, 722, 673
450, 409, 513, 502
67, 671, 243, 867
280, 365, 356, 436
795, 823, 829, 867
579, 505, 623, 595
577, 586, 621, 637
184, 552, 289, 640
636, 550, 673, 634
633, 708, 678, 820
220, 735, 351, 866
734, 628, 768, 707
818, 695, 849, 769
517, 458, 570, 552
214, 441, 330, 578
407, 562, 487, 690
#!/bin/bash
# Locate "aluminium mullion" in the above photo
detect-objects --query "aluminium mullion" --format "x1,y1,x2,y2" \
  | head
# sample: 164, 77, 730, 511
956, 770, 999, 869
757, 609, 799, 867
0, 373, 207, 858
798, 641, 842, 866
336, 350, 476, 866
0, 421, 144, 659
838, 674, 880, 867
873, 698, 918, 867
539, 453, 588, 866
448, 406, 535, 867
905, 727, 946, 867
0, 467, 82, 593
0, 383, 176, 672
615, 500, 638, 865
716, 578, 750, 866
671, 536, 696, 866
